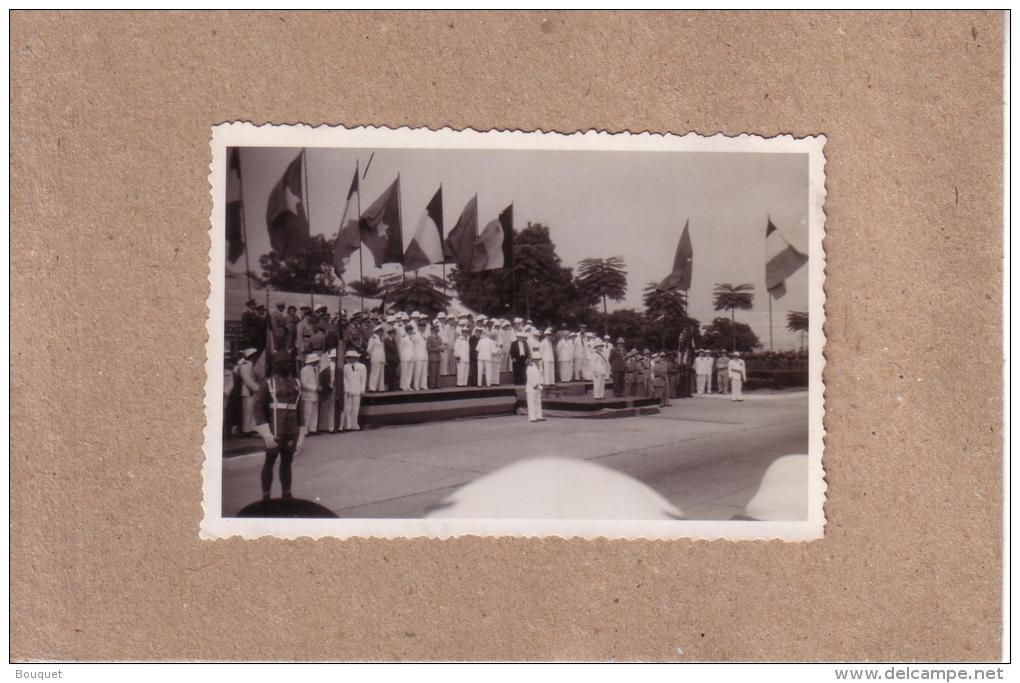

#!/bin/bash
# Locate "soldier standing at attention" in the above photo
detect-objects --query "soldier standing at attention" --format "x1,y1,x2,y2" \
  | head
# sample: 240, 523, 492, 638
317, 349, 337, 434
254, 350, 307, 500
556, 331, 575, 383
383, 321, 399, 391
366, 324, 386, 392
651, 353, 672, 407
240, 298, 261, 349
509, 330, 530, 385
609, 338, 627, 396
624, 350, 638, 397
454, 326, 471, 387
397, 322, 414, 391
716, 350, 731, 395
525, 356, 546, 423
572, 328, 586, 381
427, 321, 444, 389
299, 353, 321, 433
540, 328, 557, 386
411, 320, 428, 391
590, 340, 610, 399
728, 351, 747, 402
340, 350, 367, 431
235, 348, 260, 435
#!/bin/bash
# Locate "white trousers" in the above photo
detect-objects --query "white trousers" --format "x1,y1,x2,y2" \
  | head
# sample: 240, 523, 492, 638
559, 360, 573, 383
478, 360, 492, 386
526, 389, 543, 421
413, 359, 427, 390
488, 360, 499, 385
456, 361, 469, 386
302, 399, 319, 434
369, 361, 385, 392
542, 360, 554, 385
696, 373, 709, 394
399, 360, 413, 390
341, 392, 361, 430
730, 376, 743, 401
440, 347, 452, 375
592, 373, 606, 399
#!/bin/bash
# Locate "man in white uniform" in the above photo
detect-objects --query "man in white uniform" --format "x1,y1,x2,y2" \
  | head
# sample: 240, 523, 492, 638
340, 350, 367, 431
412, 322, 428, 390
366, 325, 386, 392
728, 351, 747, 402
525, 357, 546, 423
695, 350, 710, 395
299, 352, 321, 434
572, 329, 586, 381
235, 348, 260, 435
397, 323, 414, 391
476, 331, 496, 386
556, 332, 575, 383
540, 328, 556, 385
453, 326, 471, 387
437, 312, 454, 377
590, 340, 610, 399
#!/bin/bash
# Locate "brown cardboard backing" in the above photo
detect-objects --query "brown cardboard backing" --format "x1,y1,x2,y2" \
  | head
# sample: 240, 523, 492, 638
9, 10, 1004, 661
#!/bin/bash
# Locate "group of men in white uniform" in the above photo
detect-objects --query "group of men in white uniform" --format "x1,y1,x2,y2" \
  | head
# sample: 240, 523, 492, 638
693, 349, 748, 401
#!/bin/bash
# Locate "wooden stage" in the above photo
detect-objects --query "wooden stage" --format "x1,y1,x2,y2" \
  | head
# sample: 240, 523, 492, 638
358, 378, 660, 428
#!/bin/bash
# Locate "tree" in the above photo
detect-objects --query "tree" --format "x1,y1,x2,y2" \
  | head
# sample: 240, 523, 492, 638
259, 234, 341, 295
450, 222, 580, 326
381, 274, 451, 316
712, 282, 755, 352
701, 317, 761, 353
576, 256, 628, 336
787, 310, 809, 350
349, 276, 383, 299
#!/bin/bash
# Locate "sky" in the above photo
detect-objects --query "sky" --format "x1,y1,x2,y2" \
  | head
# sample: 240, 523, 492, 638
230, 146, 810, 350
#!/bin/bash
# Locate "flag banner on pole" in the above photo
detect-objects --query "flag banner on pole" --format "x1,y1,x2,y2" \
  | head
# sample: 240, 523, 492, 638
225, 147, 245, 264
404, 186, 444, 271
359, 177, 403, 267
658, 219, 693, 290
765, 218, 807, 299
444, 194, 478, 268
332, 169, 361, 277
471, 203, 514, 272
499, 203, 514, 268
265, 150, 310, 258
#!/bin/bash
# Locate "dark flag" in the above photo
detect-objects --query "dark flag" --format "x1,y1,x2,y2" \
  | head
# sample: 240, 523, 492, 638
225, 148, 245, 264
444, 194, 478, 268
265, 150, 310, 258
765, 218, 807, 299
360, 177, 403, 267
404, 186, 444, 271
658, 220, 693, 291
471, 203, 513, 271
333, 169, 361, 277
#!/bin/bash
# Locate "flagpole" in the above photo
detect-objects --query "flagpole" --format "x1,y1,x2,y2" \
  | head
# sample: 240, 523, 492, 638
356, 159, 364, 313
236, 149, 253, 303
396, 173, 406, 282
768, 290, 774, 352
440, 183, 447, 295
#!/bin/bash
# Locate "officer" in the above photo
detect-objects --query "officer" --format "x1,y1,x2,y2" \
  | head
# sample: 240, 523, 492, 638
715, 350, 731, 395
340, 350, 367, 431
253, 350, 307, 500
728, 351, 747, 402
509, 330, 530, 385
235, 348, 260, 435
642, 349, 655, 397
590, 340, 610, 399
651, 353, 672, 407
240, 298, 261, 349
609, 338, 627, 396
366, 324, 386, 392
411, 320, 428, 390
454, 326, 471, 387
540, 328, 556, 386
317, 348, 337, 433
572, 327, 586, 381
382, 321, 399, 391
556, 331, 575, 383
295, 308, 315, 356
525, 356, 546, 423
299, 352, 321, 433
624, 350, 638, 397
397, 321, 414, 391
427, 320, 444, 388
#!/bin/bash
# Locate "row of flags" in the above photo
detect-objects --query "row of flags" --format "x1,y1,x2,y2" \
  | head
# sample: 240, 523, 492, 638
657, 217, 807, 299
226, 148, 514, 280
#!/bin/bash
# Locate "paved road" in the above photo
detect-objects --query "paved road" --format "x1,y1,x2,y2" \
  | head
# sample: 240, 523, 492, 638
220, 390, 808, 520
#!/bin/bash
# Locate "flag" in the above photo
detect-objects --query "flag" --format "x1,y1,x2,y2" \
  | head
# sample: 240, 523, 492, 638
765, 218, 808, 299
265, 150, 310, 258
444, 194, 478, 267
471, 203, 513, 272
225, 148, 245, 264
332, 169, 361, 277
658, 220, 693, 291
404, 186, 444, 271
360, 177, 404, 267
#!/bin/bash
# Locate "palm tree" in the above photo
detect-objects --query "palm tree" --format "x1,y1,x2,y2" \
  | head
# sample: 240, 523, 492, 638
382, 274, 451, 315
643, 282, 687, 322
349, 276, 382, 299
576, 256, 628, 335
786, 310, 809, 350
712, 283, 755, 352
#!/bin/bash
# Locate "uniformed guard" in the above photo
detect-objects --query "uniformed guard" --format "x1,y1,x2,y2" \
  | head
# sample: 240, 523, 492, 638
624, 350, 638, 397
235, 348, 260, 435
590, 340, 610, 399
525, 356, 546, 423
299, 353, 321, 433
728, 351, 747, 402
715, 350, 731, 395
340, 350, 367, 431
253, 350, 307, 500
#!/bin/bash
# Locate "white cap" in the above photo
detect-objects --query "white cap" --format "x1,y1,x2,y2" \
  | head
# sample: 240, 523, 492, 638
345, 350, 360, 359
437, 312, 447, 319
240, 347, 257, 358
304, 353, 321, 364
513, 317, 523, 324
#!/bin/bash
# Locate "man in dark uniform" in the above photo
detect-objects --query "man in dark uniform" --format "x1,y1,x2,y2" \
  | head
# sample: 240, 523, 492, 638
253, 350, 307, 500
382, 323, 399, 391
609, 337, 627, 396
468, 326, 481, 387
240, 299, 261, 349
509, 330, 531, 385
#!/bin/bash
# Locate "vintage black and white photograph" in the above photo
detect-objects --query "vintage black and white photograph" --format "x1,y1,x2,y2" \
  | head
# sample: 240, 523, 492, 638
203, 125, 826, 540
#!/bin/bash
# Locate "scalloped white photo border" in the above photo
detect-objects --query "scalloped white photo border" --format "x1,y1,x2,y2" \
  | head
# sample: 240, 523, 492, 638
202, 123, 827, 541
